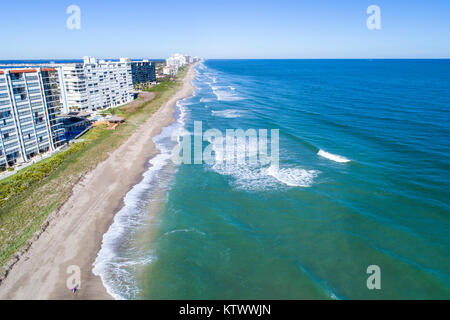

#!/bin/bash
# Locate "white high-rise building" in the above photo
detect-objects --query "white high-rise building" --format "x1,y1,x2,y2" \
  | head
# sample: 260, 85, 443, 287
60, 63, 88, 113
165, 53, 195, 76
166, 53, 188, 70
162, 65, 178, 77
0, 67, 65, 168
60, 57, 134, 112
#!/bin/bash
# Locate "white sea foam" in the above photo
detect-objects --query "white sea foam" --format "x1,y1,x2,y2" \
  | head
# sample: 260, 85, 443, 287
317, 149, 351, 163
162, 228, 207, 237
197, 62, 207, 70
93, 96, 192, 300
205, 73, 217, 83
92, 149, 172, 299
207, 136, 318, 190
211, 85, 244, 101
211, 109, 242, 118
265, 165, 318, 187
211, 162, 318, 190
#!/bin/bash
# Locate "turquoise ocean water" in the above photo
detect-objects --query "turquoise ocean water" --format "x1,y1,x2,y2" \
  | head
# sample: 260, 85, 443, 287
93, 60, 450, 299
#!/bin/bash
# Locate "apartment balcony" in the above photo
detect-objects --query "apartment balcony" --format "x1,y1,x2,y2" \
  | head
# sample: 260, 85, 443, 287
31, 107, 44, 113
2, 135, 18, 144
35, 123, 47, 131
21, 127, 35, 136
4, 143, 20, 152
19, 113, 33, 121
0, 106, 11, 114
22, 125, 34, 136
38, 140, 49, 146
11, 80, 25, 87
37, 133, 49, 140
26, 80, 40, 87
24, 141, 37, 149
1, 121, 16, 131
14, 93, 28, 102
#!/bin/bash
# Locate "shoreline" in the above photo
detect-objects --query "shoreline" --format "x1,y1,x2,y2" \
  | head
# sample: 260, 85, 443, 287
0, 63, 197, 300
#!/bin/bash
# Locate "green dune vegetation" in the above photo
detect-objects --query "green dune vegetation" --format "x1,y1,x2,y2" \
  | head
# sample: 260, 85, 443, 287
0, 67, 188, 268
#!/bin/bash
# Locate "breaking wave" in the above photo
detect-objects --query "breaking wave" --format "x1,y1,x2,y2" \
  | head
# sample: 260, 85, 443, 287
317, 149, 351, 163
211, 109, 243, 118
92, 97, 192, 299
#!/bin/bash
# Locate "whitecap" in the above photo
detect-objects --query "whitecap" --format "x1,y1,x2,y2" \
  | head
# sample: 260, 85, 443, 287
211, 86, 244, 101
317, 149, 351, 163
211, 109, 242, 118
265, 165, 318, 187
205, 135, 318, 190
210, 163, 318, 190
162, 228, 207, 237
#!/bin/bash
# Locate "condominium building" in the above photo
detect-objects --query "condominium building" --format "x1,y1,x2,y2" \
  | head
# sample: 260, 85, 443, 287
59, 63, 88, 113
131, 60, 156, 85
0, 68, 65, 168
166, 53, 187, 70
162, 65, 178, 77
60, 57, 134, 112
165, 54, 197, 76
184, 55, 194, 64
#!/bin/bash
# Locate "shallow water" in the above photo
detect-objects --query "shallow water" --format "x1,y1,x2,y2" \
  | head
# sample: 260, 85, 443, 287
96, 60, 450, 299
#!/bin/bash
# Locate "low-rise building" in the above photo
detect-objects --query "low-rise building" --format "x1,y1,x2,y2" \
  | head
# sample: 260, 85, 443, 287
59, 112, 91, 141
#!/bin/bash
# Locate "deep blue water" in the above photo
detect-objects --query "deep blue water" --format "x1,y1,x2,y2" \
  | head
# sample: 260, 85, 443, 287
96, 60, 450, 299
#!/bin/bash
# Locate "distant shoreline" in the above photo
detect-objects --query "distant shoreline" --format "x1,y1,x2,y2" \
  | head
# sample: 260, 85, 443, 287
0, 63, 197, 300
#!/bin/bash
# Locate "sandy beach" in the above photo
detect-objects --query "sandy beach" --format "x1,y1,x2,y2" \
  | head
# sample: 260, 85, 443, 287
0, 63, 197, 300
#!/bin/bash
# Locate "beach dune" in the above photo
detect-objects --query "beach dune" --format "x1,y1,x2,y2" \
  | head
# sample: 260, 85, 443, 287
0, 64, 197, 300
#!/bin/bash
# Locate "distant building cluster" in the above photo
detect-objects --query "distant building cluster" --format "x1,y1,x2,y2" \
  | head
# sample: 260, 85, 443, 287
163, 54, 199, 77
0, 54, 197, 169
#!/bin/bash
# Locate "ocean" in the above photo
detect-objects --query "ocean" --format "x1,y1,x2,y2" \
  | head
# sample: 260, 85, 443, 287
93, 59, 450, 299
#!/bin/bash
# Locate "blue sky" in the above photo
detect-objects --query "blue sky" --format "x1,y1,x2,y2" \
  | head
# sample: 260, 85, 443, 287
1, 0, 449, 59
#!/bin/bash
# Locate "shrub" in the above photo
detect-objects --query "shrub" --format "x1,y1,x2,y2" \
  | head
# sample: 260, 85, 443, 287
0, 142, 87, 208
